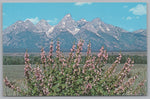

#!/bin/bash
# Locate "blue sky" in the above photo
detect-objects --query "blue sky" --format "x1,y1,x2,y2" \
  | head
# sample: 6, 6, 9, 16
3, 2, 147, 32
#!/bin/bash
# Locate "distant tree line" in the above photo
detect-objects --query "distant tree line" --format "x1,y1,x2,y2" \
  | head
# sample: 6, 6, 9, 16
3, 55, 147, 65
107, 55, 147, 64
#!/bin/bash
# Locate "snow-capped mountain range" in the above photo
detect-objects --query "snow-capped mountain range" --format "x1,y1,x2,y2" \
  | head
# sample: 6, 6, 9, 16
3, 14, 147, 52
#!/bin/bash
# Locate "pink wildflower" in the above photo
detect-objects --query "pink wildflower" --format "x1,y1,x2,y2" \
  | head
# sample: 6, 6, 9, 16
86, 83, 92, 90
56, 40, 60, 58
41, 48, 46, 64
24, 51, 31, 79
33, 66, 43, 81
24, 51, 30, 64
43, 87, 49, 95
87, 43, 91, 57
47, 41, 54, 63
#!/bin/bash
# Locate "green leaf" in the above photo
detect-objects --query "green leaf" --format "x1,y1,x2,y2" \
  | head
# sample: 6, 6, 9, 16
62, 84, 66, 89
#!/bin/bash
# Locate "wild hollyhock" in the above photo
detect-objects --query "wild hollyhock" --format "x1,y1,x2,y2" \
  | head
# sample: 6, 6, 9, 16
4, 40, 146, 96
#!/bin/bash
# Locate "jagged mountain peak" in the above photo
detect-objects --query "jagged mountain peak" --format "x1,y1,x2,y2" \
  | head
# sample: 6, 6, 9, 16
78, 18, 87, 23
61, 14, 73, 22
15, 20, 24, 24
92, 17, 101, 22
24, 20, 35, 27
91, 18, 103, 24
24, 20, 33, 24
64, 13, 72, 18
54, 14, 79, 35
81, 17, 105, 34
36, 19, 51, 27
58, 14, 74, 24
80, 18, 87, 22
133, 29, 146, 36
36, 19, 51, 33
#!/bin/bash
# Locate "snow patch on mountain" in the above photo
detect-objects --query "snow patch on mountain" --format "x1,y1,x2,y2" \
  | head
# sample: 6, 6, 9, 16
106, 27, 110, 31
113, 35, 119, 40
46, 27, 54, 37
99, 25, 105, 32
67, 28, 80, 35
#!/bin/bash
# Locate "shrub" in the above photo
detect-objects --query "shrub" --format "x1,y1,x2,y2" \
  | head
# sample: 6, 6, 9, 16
4, 40, 146, 96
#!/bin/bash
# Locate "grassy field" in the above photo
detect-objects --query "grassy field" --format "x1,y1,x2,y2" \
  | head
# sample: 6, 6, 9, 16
3, 64, 147, 96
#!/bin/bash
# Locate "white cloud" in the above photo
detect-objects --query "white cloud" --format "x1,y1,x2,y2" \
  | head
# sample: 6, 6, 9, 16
126, 16, 132, 20
24, 17, 58, 25
122, 16, 140, 20
123, 5, 128, 8
129, 4, 146, 15
47, 18, 58, 24
25, 17, 39, 24
75, 2, 92, 6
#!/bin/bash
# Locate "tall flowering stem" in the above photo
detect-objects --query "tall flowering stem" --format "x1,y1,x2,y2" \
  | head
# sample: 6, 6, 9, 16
4, 77, 26, 95
41, 48, 46, 69
114, 75, 138, 95
47, 41, 54, 65
117, 58, 134, 85
73, 40, 84, 68
96, 46, 108, 68
67, 43, 76, 67
56, 40, 61, 59
111, 57, 134, 89
24, 51, 32, 81
47, 41, 54, 78
24, 51, 32, 95
104, 53, 122, 78
55, 40, 63, 71
41, 48, 47, 79
86, 42, 91, 59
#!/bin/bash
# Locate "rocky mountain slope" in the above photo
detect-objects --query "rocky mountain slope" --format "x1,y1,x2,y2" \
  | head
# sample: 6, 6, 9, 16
3, 14, 147, 52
